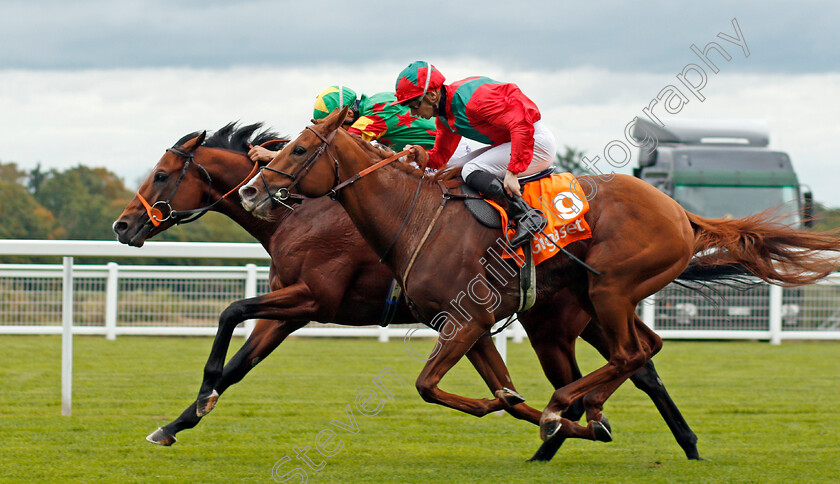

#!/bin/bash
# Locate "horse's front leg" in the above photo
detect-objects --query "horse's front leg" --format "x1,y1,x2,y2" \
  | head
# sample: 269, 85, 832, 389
197, 281, 318, 412
465, 334, 541, 424
148, 318, 305, 445
414, 318, 521, 417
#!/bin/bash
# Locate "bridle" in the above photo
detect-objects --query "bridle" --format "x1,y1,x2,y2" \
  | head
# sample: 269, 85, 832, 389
256, 126, 340, 209
136, 140, 286, 227
261, 125, 423, 207
136, 146, 215, 227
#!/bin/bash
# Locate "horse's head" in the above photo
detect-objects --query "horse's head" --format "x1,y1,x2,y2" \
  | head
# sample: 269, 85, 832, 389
114, 122, 288, 246
239, 107, 350, 219
112, 132, 213, 246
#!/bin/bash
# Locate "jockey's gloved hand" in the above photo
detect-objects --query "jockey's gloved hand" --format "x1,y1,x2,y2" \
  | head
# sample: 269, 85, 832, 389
503, 170, 522, 198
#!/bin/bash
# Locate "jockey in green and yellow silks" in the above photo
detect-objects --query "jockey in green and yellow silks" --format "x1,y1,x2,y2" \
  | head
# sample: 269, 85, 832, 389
249, 85, 444, 163
312, 86, 437, 151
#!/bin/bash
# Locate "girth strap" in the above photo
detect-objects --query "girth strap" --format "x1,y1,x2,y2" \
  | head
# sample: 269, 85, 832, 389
401, 180, 449, 294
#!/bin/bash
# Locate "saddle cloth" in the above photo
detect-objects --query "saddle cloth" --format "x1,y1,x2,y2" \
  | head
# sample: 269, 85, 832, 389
461, 167, 556, 229
489, 172, 593, 266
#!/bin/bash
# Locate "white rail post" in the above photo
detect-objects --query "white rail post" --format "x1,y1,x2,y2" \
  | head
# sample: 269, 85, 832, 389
641, 294, 656, 330
769, 284, 783, 345
512, 319, 525, 344
105, 262, 119, 340
243, 264, 258, 339
494, 327, 508, 364
61, 257, 74, 417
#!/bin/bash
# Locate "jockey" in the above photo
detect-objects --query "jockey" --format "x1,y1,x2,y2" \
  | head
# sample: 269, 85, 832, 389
392, 61, 555, 249
248, 85, 439, 162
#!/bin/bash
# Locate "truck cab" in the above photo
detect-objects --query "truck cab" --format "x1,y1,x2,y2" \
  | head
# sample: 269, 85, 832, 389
631, 118, 812, 227
631, 119, 812, 329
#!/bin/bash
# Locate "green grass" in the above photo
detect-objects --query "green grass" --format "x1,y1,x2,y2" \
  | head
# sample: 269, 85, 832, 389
1, 336, 838, 483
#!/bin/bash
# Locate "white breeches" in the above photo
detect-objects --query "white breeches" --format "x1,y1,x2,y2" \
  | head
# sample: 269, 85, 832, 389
450, 121, 557, 180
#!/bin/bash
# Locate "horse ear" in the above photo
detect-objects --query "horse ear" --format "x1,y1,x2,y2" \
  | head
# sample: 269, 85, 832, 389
181, 131, 207, 152
324, 106, 349, 133
195, 130, 207, 147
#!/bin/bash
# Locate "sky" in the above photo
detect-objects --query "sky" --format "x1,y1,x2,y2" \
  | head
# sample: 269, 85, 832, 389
1, 1, 839, 205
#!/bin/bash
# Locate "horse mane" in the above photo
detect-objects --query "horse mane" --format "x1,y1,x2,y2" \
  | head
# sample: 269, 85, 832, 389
174, 122, 289, 158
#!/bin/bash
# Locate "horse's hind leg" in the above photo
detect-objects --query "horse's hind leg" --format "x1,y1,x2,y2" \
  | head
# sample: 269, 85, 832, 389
580, 317, 701, 459
147, 319, 304, 445
518, 301, 605, 462
466, 334, 542, 424
197, 282, 319, 409
629, 359, 700, 459
538, 294, 660, 445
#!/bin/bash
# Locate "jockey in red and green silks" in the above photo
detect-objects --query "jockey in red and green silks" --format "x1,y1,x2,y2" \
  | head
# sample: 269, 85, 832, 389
392, 61, 557, 248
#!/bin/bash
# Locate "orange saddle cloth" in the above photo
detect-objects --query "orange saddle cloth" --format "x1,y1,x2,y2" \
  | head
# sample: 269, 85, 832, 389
489, 173, 592, 265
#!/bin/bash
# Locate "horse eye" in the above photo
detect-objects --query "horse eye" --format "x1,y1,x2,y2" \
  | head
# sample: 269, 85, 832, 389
292, 146, 307, 156
154, 171, 169, 183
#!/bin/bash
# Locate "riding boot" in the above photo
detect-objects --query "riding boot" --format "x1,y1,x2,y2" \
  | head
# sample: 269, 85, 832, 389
465, 170, 546, 249
506, 195, 547, 248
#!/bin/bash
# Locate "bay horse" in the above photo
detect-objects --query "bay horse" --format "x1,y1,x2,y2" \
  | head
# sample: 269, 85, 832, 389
239, 107, 840, 459
113, 122, 703, 459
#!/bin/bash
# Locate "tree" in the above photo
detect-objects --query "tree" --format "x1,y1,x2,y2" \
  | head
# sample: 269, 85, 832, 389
34, 165, 133, 240
0, 181, 56, 239
28, 163, 46, 195
554, 146, 592, 176
812, 203, 840, 232
0, 161, 27, 186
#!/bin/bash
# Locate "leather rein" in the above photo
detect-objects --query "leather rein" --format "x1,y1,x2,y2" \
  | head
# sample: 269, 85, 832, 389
136, 139, 288, 227
261, 125, 441, 292
264, 125, 425, 203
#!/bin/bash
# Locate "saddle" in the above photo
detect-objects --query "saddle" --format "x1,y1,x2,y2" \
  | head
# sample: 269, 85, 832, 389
460, 167, 556, 229
457, 167, 554, 312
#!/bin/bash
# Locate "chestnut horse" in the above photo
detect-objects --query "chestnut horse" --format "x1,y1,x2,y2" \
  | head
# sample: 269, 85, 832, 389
239, 108, 840, 459
113, 123, 534, 443
114, 123, 702, 459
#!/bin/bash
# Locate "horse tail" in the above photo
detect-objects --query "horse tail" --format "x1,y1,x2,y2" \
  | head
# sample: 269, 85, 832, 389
684, 210, 840, 286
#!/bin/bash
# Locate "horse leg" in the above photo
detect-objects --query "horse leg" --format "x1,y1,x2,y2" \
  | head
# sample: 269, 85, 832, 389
197, 281, 319, 412
579, 316, 701, 459
465, 334, 542, 424
414, 320, 519, 417
577, 317, 664, 442
629, 360, 701, 459
538, 295, 660, 452
518, 302, 603, 462
147, 318, 305, 445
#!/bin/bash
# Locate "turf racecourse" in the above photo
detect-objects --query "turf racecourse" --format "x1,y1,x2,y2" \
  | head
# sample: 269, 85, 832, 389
0, 336, 838, 483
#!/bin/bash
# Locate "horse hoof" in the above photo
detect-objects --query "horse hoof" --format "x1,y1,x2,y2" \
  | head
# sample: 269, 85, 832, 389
592, 418, 612, 442
196, 389, 220, 417
539, 418, 562, 441
495, 387, 525, 407
530, 420, 564, 462
146, 427, 177, 446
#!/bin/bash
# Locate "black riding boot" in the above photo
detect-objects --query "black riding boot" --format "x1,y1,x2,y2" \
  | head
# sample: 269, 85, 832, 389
465, 170, 546, 249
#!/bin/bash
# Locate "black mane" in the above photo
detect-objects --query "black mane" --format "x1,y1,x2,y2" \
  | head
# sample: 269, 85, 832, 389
173, 122, 288, 155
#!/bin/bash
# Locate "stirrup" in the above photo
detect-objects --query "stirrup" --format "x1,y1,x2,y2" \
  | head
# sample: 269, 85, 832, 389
508, 208, 546, 248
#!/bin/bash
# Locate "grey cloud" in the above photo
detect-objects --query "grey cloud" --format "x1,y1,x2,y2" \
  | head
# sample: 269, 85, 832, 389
1, 0, 838, 72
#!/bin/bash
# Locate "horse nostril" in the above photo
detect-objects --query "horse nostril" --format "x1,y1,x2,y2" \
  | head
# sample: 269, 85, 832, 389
239, 186, 258, 201
113, 220, 128, 234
